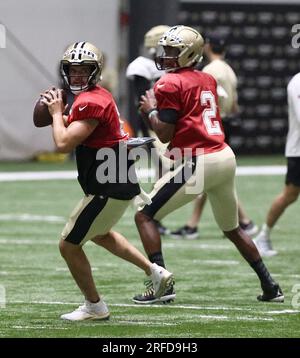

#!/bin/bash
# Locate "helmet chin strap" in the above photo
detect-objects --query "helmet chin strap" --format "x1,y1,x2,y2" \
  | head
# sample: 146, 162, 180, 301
197, 55, 203, 64
166, 67, 180, 73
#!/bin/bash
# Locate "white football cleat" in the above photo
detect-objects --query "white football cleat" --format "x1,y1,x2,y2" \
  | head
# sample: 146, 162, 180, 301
150, 263, 174, 298
253, 230, 277, 257
60, 300, 110, 321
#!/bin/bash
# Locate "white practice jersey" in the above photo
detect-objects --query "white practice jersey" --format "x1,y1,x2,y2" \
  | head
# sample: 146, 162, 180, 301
126, 56, 163, 82
285, 72, 300, 157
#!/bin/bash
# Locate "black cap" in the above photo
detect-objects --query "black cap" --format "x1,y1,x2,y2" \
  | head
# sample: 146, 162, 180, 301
205, 32, 226, 53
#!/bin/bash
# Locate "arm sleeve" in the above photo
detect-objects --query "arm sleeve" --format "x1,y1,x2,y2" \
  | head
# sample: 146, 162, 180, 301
159, 109, 179, 124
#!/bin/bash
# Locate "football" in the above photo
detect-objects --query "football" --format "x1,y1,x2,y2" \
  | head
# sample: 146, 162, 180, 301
33, 89, 67, 127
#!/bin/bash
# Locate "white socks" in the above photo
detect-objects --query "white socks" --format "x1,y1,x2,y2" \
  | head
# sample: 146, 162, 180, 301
261, 223, 271, 235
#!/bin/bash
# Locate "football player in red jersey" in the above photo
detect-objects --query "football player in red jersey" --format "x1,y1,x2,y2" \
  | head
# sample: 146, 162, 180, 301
134, 26, 283, 304
40, 42, 173, 321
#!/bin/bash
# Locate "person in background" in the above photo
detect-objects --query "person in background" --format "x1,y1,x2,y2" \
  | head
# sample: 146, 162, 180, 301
253, 72, 300, 256
101, 52, 118, 97
126, 25, 171, 235
170, 33, 258, 240
126, 25, 170, 137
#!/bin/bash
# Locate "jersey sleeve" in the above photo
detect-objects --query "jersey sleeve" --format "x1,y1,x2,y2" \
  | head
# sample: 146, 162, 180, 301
154, 80, 181, 111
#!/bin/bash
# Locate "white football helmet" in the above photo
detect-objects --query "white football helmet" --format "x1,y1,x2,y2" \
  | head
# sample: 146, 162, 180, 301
155, 25, 204, 71
60, 41, 103, 94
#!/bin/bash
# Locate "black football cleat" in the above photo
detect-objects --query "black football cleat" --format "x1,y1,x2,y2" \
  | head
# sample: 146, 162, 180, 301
153, 220, 170, 236
257, 284, 284, 303
170, 225, 199, 240
133, 280, 175, 304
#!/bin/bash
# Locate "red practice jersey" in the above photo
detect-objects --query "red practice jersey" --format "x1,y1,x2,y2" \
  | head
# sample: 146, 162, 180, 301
68, 85, 128, 148
154, 68, 227, 156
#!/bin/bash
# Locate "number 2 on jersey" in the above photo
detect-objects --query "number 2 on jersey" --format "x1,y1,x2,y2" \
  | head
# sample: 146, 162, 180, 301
201, 91, 222, 135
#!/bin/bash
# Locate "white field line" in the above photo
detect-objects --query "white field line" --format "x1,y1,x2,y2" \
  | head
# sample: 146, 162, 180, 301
55, 267, 99, 272
0, 239, 56, 245
116, 321, 175, 326
163, 242, 232, 250
0, 238, 231, 251
113, 303, 252, 311
11, 300, 299, 316
5, 300, 268, 312
0, 166, 286, 182
8, 317, 270, 328
0, 169, 153, 182
0, 214, 65, 223
0, 171, 77, 181
7, 300, 276, 322
12, 326, 69, 330
186, 315, 273, 321
236, 166, 286, 176
265, 310, 300, 314
192, 259, 240, 265
110, 303, 275, 318
272, 274, 300, 279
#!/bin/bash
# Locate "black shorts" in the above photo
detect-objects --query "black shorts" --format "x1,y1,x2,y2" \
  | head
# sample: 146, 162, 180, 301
285, 157, 300, 187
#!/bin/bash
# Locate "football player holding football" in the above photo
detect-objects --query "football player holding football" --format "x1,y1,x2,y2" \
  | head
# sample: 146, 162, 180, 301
135, 26, 284, 304
40, 42, 173, 321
